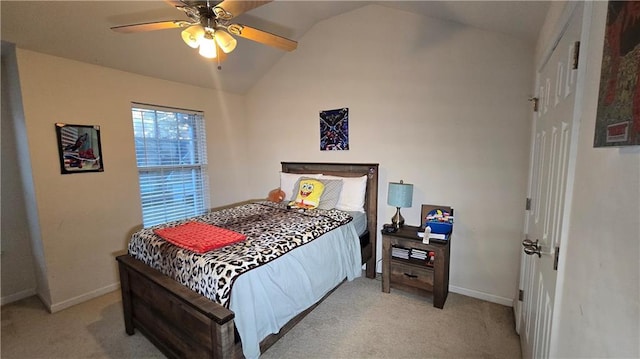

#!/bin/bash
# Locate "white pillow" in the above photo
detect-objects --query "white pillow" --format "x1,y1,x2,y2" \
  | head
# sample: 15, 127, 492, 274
280, 172, 322, 201
321, 174, 367, 212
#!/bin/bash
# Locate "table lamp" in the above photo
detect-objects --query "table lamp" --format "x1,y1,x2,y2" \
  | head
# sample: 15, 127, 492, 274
387, 180, 413, 228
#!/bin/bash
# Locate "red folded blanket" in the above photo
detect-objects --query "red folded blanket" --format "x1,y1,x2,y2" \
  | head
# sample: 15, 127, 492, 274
153, 221, 246, 253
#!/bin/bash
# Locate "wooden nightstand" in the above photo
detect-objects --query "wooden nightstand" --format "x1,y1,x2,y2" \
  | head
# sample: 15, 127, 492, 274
381, 225, 451, 309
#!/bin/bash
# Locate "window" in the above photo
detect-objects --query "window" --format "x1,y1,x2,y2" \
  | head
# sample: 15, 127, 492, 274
131, 103, 209, 227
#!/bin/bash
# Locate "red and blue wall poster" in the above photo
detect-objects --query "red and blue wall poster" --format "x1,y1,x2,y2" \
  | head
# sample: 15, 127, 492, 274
55, 123, 104, 174
320, 108, 349, 151
594, 1, 640, 147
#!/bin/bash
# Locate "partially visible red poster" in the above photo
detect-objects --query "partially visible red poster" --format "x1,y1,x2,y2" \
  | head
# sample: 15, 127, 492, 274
595, 1, 640, 147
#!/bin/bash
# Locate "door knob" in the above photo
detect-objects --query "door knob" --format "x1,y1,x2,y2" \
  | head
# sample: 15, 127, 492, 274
522, 239, 541, 257
524, 245, 542, 257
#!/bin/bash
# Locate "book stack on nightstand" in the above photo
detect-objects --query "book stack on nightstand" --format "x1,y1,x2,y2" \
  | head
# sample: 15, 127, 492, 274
409, 248, 435, 266
391, 246, 435, 267
409, 248, 427, 261
391, 246, 410, 260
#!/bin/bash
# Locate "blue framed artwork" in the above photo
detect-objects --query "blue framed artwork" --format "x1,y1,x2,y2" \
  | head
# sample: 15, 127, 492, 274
319, 108, 349, 151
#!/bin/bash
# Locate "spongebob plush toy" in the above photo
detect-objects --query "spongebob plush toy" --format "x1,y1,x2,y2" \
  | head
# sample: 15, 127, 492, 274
289, 179, 324, 209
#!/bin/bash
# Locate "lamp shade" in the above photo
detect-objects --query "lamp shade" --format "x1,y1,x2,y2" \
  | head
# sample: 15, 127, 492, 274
387, 181, 413, 208
181, 25, 205, 48
214, 30, 237, 54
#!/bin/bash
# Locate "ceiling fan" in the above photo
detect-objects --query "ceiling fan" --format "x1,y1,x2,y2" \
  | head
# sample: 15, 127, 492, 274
111, 0, 297, 67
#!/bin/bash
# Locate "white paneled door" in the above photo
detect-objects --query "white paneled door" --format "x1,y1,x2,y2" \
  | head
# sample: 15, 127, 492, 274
517, 3, 584, 359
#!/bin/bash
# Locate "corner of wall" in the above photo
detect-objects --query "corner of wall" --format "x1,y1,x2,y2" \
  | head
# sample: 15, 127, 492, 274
1, 43, 52, 306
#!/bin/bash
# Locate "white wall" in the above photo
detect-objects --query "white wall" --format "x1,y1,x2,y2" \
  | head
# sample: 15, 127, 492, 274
12, 49, 250, 311
550, 2, 640, 356
245, 5, 534, 305
1, 44, 38, 304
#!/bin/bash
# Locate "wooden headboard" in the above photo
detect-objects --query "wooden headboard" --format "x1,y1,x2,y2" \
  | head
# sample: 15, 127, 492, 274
281, 162, 379, 278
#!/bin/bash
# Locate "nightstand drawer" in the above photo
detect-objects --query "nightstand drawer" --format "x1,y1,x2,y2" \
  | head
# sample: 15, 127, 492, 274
390, 262, 434, 291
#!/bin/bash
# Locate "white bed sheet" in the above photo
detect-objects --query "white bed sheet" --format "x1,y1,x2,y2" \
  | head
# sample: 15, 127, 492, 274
230, 222, 362, 359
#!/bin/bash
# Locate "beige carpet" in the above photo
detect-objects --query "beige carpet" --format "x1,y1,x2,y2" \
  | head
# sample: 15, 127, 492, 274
1, 275, 521, 358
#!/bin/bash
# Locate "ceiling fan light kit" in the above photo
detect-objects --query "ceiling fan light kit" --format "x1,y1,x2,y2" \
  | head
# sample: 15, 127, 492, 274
181, 24, 237, 57
111, 0, 298, 66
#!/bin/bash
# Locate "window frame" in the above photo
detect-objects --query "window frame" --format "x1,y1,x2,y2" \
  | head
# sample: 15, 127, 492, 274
131, 102, 210, 227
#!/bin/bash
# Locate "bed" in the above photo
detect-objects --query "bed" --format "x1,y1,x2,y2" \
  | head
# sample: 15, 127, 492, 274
116, 162, 379, 358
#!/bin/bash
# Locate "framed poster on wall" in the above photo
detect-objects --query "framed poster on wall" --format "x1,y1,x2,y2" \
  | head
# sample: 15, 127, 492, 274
319, 107, 349, 151
55, 123, 104, 174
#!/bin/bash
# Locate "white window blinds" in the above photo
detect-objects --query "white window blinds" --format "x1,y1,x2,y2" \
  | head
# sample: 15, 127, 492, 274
131, 103, 210, 227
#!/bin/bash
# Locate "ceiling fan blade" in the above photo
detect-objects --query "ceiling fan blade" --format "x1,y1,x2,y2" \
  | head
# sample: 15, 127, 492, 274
214, 1, 272, 20
227, 24, 297, 52
164, 0, 187, 7
111, 20, 188, 33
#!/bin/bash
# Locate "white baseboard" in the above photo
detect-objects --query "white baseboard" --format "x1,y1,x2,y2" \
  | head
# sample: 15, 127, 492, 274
6, 281, 513, 312
449, 285, 514, 307
48, 282, 120, 313
1, 288, 37, 306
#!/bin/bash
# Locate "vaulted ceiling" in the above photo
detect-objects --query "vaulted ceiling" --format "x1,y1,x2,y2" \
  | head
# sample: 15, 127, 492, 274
1, 1, 550, 94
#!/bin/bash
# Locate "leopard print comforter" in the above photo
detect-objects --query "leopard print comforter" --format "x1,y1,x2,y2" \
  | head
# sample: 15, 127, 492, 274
128, 201, 353, 307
